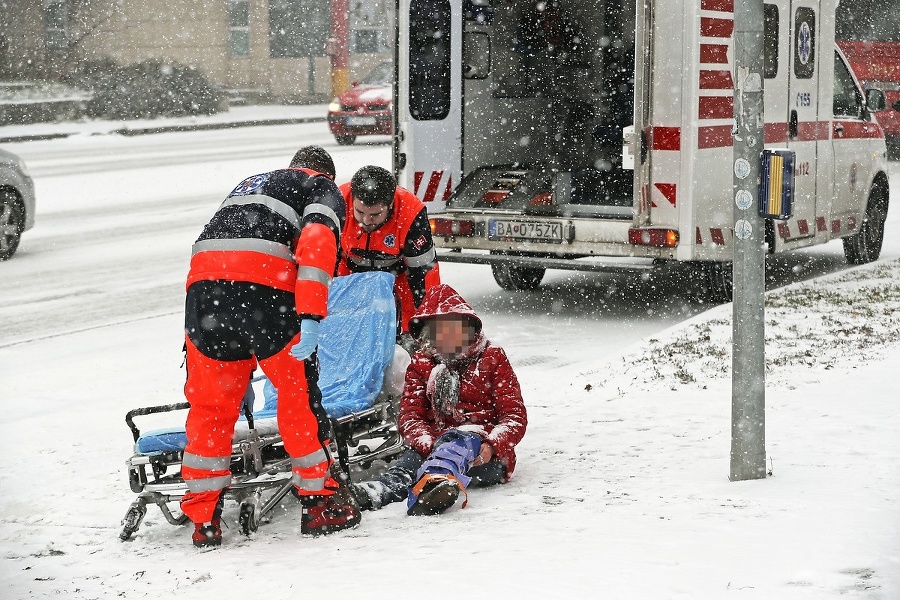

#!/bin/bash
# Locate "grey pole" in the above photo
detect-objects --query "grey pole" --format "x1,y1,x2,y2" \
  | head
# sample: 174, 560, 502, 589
730, 0, 767, 481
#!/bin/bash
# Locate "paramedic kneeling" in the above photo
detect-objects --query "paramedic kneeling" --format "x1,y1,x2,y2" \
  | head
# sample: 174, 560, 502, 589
337, 165, 441, 336
181, 146, 360, 547
349, 284, 528, 516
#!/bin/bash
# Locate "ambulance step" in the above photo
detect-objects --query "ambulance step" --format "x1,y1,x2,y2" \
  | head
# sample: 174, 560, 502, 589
436, 250, 654, 273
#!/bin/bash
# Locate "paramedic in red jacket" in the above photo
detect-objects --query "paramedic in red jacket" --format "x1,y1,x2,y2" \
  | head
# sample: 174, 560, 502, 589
350, 283, 527, 515
337, 165, 440, 334
181, 146, 359, 547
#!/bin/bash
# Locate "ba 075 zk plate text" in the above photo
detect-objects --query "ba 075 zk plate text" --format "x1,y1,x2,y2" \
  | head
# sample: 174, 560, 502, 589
488, 220, 563, 242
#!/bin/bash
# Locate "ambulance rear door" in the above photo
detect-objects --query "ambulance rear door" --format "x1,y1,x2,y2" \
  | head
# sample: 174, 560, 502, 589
394, 0, 463, 214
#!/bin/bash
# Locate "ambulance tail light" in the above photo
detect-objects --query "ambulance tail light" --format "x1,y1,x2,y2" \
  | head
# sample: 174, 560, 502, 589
481, 190, 511, 204
430, 217, 476, 237
628, 228, 679, 248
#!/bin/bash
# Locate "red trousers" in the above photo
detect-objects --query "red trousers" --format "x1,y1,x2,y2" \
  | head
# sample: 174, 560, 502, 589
180, 336, 333, 523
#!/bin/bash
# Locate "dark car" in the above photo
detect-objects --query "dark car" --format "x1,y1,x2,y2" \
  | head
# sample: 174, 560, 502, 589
0, 148, 36, 261
327, 62, 393, 145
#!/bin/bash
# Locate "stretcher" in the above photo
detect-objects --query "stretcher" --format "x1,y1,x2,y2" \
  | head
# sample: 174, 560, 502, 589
119, 272, 408, 541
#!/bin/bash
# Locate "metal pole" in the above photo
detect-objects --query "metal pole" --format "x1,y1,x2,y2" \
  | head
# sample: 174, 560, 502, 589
730, 0, 767, 481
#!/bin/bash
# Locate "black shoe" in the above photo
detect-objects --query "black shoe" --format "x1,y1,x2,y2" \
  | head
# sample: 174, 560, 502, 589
298, 486, 361, 537
407, 477, 461, 516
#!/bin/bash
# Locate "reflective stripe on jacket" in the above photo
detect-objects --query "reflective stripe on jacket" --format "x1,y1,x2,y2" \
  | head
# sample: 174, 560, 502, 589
187, 168, 344, 318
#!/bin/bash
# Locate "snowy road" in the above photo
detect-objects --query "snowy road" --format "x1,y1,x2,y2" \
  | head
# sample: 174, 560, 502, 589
4, 121, 895, 367
0, 121, 898, 599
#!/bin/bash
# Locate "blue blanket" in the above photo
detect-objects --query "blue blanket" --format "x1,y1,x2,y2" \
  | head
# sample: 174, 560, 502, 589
264, 271, 397, 418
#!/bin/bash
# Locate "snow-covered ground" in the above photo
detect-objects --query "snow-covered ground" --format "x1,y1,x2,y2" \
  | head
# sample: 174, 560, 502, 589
0, 112, 898, 599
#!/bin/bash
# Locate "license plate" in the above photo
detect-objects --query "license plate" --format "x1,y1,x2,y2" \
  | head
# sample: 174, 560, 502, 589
488, 220, 563, 242
345, 116, 376, 126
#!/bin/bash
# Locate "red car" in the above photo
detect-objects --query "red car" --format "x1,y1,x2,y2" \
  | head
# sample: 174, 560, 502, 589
327, 62, 393, 145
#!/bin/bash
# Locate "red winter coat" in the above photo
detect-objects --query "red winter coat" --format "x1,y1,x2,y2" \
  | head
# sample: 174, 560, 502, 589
398, 284, 527, 480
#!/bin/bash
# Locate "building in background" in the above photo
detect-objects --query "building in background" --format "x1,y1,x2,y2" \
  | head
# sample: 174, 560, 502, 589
0, 0, 394, 102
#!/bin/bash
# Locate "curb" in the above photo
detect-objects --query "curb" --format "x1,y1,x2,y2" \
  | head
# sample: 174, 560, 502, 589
0, 115, 326, 144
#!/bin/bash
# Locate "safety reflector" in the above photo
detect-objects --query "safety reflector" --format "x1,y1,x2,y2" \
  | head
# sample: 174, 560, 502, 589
758, 149, 795, 220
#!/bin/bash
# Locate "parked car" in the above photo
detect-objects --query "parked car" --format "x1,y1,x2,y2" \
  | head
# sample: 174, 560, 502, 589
327, 62, 393, 145
0, 148, 36, 260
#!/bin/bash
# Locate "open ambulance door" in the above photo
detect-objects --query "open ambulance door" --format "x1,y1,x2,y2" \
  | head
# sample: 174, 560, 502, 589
782, 0, 821, 241
394, 0, 463, 214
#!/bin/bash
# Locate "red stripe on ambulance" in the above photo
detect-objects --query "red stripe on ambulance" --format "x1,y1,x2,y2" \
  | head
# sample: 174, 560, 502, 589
776, 217, 854, 240
700, 17, 733, 37
652, 127, 681, 150
653, 183, 677, 208
700, 70, 734, 89
695, 227, 731, 246
413, 171, 452, 203
699, 96, 733, 119
833, 120, 884, 139
698, 125, 732, 148
700, 43, 729, 63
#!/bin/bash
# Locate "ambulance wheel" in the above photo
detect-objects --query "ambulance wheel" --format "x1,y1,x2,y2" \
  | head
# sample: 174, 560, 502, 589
490, 257, 545, 291
335, 135, 356, 146
843, 178, 889, 265
239, 502, 258, 535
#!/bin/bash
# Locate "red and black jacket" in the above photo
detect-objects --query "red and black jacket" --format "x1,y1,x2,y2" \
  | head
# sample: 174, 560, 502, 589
187, 168, 344, 319
337, 184, 439, 310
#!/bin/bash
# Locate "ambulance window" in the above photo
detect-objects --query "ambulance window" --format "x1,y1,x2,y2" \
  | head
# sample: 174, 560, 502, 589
464, 32, 491, 79
833, 51, 863, 118
763, 4, 778, 78
793, 7, 816, 79
408, 0, 452, 120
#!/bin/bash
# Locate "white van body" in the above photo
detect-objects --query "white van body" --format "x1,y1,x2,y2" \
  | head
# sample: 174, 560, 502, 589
393, 0, 890, 296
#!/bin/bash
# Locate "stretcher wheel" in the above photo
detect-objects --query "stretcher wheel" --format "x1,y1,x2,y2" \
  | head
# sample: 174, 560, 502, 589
120, 500, 148, 541
128, 467, 144, 494
239, 501, 258, 535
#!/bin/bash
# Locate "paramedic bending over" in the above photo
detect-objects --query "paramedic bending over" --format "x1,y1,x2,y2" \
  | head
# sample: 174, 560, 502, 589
337, 165, 441, 339
181, 146, 361, 547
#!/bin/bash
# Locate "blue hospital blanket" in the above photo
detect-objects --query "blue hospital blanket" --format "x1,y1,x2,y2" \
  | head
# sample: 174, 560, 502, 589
264, 271, 397, 417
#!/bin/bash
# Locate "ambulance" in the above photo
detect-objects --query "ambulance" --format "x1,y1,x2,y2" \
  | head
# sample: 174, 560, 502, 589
392, 0, 891, 299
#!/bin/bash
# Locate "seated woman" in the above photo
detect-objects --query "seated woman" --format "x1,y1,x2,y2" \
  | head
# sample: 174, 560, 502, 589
350, 284, 528, 516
